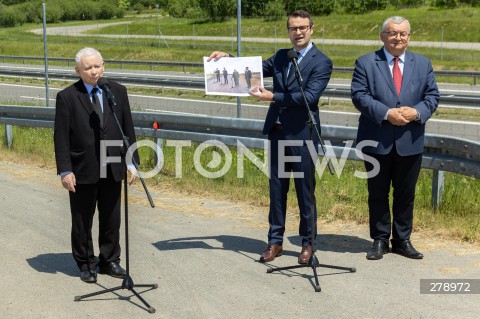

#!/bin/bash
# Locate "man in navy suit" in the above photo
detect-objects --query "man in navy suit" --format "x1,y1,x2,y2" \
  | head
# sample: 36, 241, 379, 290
209, 10, 332, 264
351, 16, 439, 260
54, 47, 138, 282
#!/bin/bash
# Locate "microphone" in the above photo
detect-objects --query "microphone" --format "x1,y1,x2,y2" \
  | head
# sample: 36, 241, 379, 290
287, 49, 303, 82
97, 77, 117, 107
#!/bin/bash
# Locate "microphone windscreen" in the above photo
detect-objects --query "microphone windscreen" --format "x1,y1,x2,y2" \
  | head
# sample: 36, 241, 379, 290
97, 77, 108, 87
287, 49, 298, 60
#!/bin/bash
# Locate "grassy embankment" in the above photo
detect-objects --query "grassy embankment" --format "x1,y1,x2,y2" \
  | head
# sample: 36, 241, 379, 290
0, 7, 479, 69
0, 125, 479, 243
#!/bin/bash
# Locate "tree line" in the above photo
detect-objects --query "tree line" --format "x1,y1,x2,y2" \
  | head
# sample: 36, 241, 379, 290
0, 0, 124, 27
1, 0, 479, 27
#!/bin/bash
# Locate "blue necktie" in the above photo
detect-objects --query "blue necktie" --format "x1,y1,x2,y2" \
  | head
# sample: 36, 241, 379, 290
91, 87, 103, 127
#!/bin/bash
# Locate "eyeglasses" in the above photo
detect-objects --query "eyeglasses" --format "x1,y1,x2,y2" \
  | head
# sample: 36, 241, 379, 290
383, 31, 410, 39
287, 25, 311, 32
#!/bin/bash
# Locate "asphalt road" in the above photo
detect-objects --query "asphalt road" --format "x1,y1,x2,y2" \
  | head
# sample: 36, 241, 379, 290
1, 80, 479, 141
1, 161, 479, 318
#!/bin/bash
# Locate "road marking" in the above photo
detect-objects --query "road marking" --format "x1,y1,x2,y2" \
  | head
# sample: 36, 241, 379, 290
145, 109, 209, 116
20, 96, 56, 102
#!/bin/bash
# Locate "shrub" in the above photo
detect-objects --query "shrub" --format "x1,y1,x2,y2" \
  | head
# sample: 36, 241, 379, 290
45, 5, 64, 23
0, 5, 26, 27
264, 0, 285, 22
434, 0, 460, 8
344, 0, 389, 14
19, 2, 41, 24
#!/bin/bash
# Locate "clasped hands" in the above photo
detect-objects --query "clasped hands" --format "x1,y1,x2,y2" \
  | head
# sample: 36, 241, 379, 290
387, 106, 419, 126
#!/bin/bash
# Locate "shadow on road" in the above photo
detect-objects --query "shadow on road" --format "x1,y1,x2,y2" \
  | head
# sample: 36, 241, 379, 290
152, 233, 370, 258
152, 235, 265, 255
27, 253, 77, 277
310, 234, 371, 254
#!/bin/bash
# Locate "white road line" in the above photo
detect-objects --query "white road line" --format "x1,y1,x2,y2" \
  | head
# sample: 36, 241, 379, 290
0, 65, 201, 80
0, 82, 62, 90
145, 109, 209, 116
430, 118, 480, 125
20, 96, 56, 101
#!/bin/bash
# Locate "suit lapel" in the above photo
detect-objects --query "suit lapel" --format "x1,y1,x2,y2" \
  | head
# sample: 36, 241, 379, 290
400, 51, 415, 97
286, 63, 295, 85
75, 81, 95, 115
74, 80, 107, 130
286, 44, 318, 86
102, 92, 111, 128
375, 49, 398, 96
283, 52, 290, 87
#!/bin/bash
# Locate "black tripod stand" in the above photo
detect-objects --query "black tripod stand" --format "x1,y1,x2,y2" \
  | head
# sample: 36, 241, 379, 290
74, 78, 157, 313
266, 51, 356, 292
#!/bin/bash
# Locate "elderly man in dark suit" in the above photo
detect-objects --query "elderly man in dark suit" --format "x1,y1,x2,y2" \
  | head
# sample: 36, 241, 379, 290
209, 10, 332, 264
351, 16, 439, 260
54, 47, 138, 283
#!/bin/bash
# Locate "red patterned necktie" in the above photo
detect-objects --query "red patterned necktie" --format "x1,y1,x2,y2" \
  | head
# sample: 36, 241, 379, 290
393, 57, 402, 95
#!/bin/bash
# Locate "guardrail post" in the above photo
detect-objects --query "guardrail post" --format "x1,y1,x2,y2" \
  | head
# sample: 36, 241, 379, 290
431, 169, 445, 211
5, 124, 13, 149
474, 76, 477, 86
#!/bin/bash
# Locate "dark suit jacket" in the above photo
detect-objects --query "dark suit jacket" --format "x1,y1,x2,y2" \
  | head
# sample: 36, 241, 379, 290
351, 49, 440, 156
54, 80, 138, 184
262, 44, 332, 142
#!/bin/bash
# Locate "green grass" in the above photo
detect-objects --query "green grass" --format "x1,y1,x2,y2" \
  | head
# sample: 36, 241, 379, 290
98, 8, 480, 42
1, 125, 479, 243
0, 7, 480, 71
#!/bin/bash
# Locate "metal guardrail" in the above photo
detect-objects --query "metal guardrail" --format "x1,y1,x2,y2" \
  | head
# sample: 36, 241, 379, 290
0, 63, 479, 107
0, 56, 202, 73
333, 66, 480, 85
1, 55, 480, 85
1, 105, 479, 209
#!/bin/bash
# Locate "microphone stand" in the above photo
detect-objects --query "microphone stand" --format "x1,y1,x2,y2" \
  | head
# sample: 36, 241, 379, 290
74, 86, 158, 313
266, 59, 356, 292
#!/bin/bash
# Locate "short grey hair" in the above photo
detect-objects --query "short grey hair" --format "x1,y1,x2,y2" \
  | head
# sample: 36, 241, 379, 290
75, 47, 103, 65
382, 16, 411, 33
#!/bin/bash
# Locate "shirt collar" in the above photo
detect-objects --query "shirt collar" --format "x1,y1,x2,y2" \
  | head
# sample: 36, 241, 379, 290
383, 47, 406, 63
296, 42, 313, 58
83, 82, 100, 95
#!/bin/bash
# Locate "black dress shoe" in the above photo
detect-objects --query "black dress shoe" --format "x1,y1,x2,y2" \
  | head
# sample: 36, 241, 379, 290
366, 240, 389, 260
99, 262, 126, 278
80, 270, 97, 283
391, 240, 424, 259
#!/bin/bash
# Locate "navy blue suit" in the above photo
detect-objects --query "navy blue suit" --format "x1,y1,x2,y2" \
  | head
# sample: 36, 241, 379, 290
262, 44, 332, 246
351, 49, 439, 243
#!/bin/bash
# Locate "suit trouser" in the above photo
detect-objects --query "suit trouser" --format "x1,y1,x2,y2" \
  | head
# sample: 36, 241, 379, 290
68, 169, 122, 272
267, 128, 317, 246
364, 147, 422, 244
